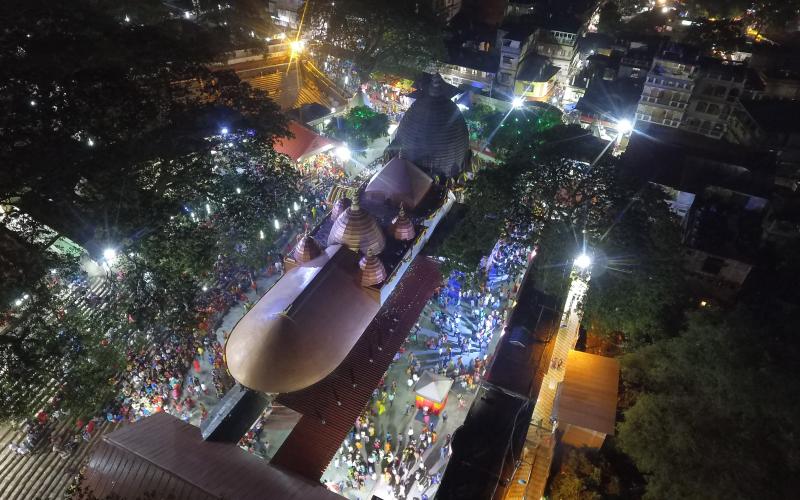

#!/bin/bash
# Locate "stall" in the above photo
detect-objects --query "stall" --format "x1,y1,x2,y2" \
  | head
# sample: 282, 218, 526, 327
413, 371, 453, 415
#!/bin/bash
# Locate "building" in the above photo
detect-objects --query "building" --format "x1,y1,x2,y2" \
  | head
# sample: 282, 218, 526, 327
680, 60, 748, 140
553, 350, 619, 450
515, 54, 560, 102
682, 186, 766, 300
439, 48, 499, 96
728, 99, 800, 190
386, 73, 472, 179
268, 0, 304, 29
495, 26, 534, 97
635, 44, 700, 130
531, 23, 581, 90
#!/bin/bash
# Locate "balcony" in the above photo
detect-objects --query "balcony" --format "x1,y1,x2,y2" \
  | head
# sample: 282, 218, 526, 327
640, 95, 688, 109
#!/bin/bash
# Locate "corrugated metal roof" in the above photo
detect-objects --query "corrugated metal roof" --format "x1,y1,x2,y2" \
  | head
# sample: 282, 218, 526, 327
80, 412, 341, 500
554, 350, 620, 435
271, 256, 441, 480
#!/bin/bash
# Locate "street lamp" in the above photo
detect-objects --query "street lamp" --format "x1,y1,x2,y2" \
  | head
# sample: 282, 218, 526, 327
220, 127, 229, 135
335, 145, 352, 162
616, 118, 633, 135
574, 253, 592, 269
103, 248, 117, 263
290, 39, 305, 55
512, 96, 525, 109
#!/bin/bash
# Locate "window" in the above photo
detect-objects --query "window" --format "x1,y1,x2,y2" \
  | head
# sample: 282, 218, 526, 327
713, 86, 726, 98
695, 101, 708, 112
701, 256, 724, 275
503, 39, 512, 47
502, 56, 513, 65
707, 103, 720, 115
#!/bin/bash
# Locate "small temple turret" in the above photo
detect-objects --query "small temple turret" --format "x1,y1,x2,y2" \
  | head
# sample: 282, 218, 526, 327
327, 197, 386, 255
359, 249, 387, 287
391, 204, 416, 241
292, 233, 322, 263
330, 197, 351, 220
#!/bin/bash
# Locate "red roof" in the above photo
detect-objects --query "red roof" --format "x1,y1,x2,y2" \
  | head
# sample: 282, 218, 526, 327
80, 412, 341, 500
271, 256, 441, 480
275, 121, 336, 162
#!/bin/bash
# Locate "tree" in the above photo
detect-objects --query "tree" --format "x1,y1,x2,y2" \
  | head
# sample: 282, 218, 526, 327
548, 447, 624, 500
325, 106, 390, 152
582, 183, 689, 347
307, 0, 446, 81
598, 2, 622, 35
683, 19, 747, 55
618, 303, 800, 499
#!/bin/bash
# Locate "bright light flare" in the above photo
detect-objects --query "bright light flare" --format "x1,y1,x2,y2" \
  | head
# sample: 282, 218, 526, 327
290, 39, 306, 54
220, 127, 229, 135
617, 118, 633, 134
335, 145, 352, 162
574, 253, 592, 269
511, 96, 525, 109
103, 248, 117, 263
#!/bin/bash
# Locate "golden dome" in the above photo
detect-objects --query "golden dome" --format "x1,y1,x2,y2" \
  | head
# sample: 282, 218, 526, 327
292, 233, 322, 263
359, 249, 387, 287
391, 204, 416, 241
327, 198, 386, 254
331, 197, 351, 220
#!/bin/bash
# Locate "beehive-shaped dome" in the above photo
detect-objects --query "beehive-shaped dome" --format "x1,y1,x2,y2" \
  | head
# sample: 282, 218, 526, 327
359, 250, 387, 287
331, 197, 351, 220
292, 233, 322, 263
327, 198, 386, 254
391, 204, 416, 241
391, 73, 470, 179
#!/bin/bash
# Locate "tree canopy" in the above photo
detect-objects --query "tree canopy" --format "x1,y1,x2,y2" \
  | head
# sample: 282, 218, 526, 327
325, 106, 390, 152
307, 0, 447, 81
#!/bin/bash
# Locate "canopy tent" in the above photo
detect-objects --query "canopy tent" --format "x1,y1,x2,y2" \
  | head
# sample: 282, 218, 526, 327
414, 371, 453, 415
274, 121, 337, 163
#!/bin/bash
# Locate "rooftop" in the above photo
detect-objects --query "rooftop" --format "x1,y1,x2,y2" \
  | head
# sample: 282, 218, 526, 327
554, 350, 620, 435
516, 54, 560, 82
741, 99, 800, 134
444, 47, 500, 74
80, 412, 341, 500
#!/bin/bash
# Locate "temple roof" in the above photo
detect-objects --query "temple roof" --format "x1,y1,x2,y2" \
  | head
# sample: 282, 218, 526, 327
390, 73, 471, 179
364, 156, 433, 210
274, 121, 336, 162
358, 250, 387, 287
390, 204, 416, 241
225, 245, 380, 394
327, 198, 386, 255
292, 233, 322, 264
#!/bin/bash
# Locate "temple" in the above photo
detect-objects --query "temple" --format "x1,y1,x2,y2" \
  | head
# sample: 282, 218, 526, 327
78, 74, 470, 498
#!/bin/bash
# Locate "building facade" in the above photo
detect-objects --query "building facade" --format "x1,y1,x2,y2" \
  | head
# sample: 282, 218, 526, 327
635, 54, 699, 129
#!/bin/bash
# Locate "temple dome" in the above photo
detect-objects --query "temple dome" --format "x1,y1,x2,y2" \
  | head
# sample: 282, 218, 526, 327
327, 198, 386, 254
390, 73, 470, 179
359, 250, 387, 287
292, 233, 322, 263
390, 204, 416, 241
331, 197, 351, 220
364, 157, 433, 209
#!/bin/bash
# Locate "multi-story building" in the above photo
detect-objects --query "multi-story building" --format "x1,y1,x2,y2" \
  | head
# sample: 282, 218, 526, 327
515, 54, 560, 102
531, 25, 580, 89
495, 27, 534, 97
268, 0, 304, 29
635, 46, 700, 130
680, 61, 748, 140
439, 48, 499, 96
